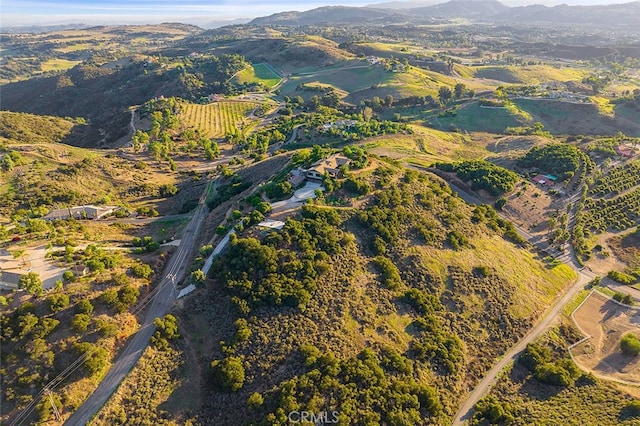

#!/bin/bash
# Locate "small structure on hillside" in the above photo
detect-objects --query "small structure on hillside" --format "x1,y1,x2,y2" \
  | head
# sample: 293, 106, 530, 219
257, 220, 285, 230
0, 269, 25, 290
615, 145, 636, 158
307, 154, 350, 180
288, 169, 306, 187
43, 205, 116, 221
532, 174, 554, 187
208, 93, 224, 102
321, 120, 358, 132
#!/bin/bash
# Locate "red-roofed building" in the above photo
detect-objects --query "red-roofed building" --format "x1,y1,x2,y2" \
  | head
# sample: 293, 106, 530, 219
615, 145, 636, 158
532, 174, 554, 186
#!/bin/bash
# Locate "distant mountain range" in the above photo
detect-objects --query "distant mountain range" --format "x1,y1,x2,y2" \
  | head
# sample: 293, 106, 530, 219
249, 0, 640, 27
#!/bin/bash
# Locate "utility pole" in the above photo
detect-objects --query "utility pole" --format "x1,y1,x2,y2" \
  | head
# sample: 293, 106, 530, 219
44, 388, 61, 421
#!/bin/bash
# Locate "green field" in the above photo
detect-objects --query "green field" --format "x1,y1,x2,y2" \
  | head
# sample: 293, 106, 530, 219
429, 102, 527, 133
180, 101, 260, 138
233, 63, 281, 89
281, 64, 457, 102
40, 58, 82, 72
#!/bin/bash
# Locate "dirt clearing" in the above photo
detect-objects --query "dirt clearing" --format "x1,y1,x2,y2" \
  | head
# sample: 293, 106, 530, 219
571, 291, 640, 384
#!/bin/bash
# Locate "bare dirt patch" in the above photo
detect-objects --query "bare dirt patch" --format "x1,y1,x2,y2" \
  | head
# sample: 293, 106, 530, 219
586, 232, 630, 275
502, 181, 565, 232
571, 291, 640, 383
608, 230, 640, 269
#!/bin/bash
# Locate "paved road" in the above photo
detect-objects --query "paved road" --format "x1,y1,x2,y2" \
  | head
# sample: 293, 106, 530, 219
64, 187, 210, 425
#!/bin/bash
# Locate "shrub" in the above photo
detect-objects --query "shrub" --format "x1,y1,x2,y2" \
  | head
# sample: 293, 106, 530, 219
62, 270, 75, 282
19, 272, 43, 296
494, 197, 508, 210
372, 256, 402, 289
71, 313, 91, 331
159, 183, 179, 197
130, 263, 153, 279
624, 400, 640, 418
613, 292, 633, 305
248, 392, 264, 408
48, 294, 69, 313
608, 270, 637, 285
520, 343, 551, 371
211, 356, 245, 391
621, 333, 640, 356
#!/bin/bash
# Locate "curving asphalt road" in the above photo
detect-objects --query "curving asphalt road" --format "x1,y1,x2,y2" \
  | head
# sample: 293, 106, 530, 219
64, 187, 210, 425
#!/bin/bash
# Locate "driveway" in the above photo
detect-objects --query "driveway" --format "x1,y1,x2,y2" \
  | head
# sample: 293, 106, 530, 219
271, 181, 323, 212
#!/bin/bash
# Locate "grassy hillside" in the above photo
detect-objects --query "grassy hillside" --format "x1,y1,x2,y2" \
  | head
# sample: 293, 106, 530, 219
0, 139, 191, 221
472, 65, 589, 85
1, 24, 203, 83
0, 112, 79, 145
361, 126, 488, 164
513, 99, 640, 136
281, 63, 458, 104
205, 36, 354, 71
163, 168, 576, 425
429, 102, 529, 133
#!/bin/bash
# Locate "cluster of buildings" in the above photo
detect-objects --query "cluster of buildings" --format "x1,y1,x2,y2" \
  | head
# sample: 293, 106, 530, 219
320, 120, 358, 132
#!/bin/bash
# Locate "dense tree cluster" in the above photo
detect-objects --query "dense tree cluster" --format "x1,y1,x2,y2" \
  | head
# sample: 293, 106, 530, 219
265, 347, 444, 424
435, 160, 519, 196
213, 206, 346, 311
516, 143, 582, 180
520, 343, 582, 387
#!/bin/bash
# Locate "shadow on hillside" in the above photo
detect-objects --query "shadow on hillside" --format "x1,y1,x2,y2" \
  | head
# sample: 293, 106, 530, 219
508, 363, 564, 401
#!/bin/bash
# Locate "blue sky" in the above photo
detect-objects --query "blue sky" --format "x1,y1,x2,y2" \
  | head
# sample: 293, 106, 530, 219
1, 0, 371, 26
1, 0, 632, 26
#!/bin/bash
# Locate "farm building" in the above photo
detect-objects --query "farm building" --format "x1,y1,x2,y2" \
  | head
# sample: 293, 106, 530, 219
43, 205, 116, 221
307, 155, 350, 180
532, 174, 554, 187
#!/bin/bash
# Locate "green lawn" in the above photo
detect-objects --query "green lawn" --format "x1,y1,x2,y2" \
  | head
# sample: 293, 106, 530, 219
233, 63, 281, 89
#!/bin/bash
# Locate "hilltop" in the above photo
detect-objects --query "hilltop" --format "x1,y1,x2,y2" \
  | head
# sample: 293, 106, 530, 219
249, 1, 640, 28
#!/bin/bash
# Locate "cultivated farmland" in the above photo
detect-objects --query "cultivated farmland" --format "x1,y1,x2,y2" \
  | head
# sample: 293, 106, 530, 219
180, 101, 260, 138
